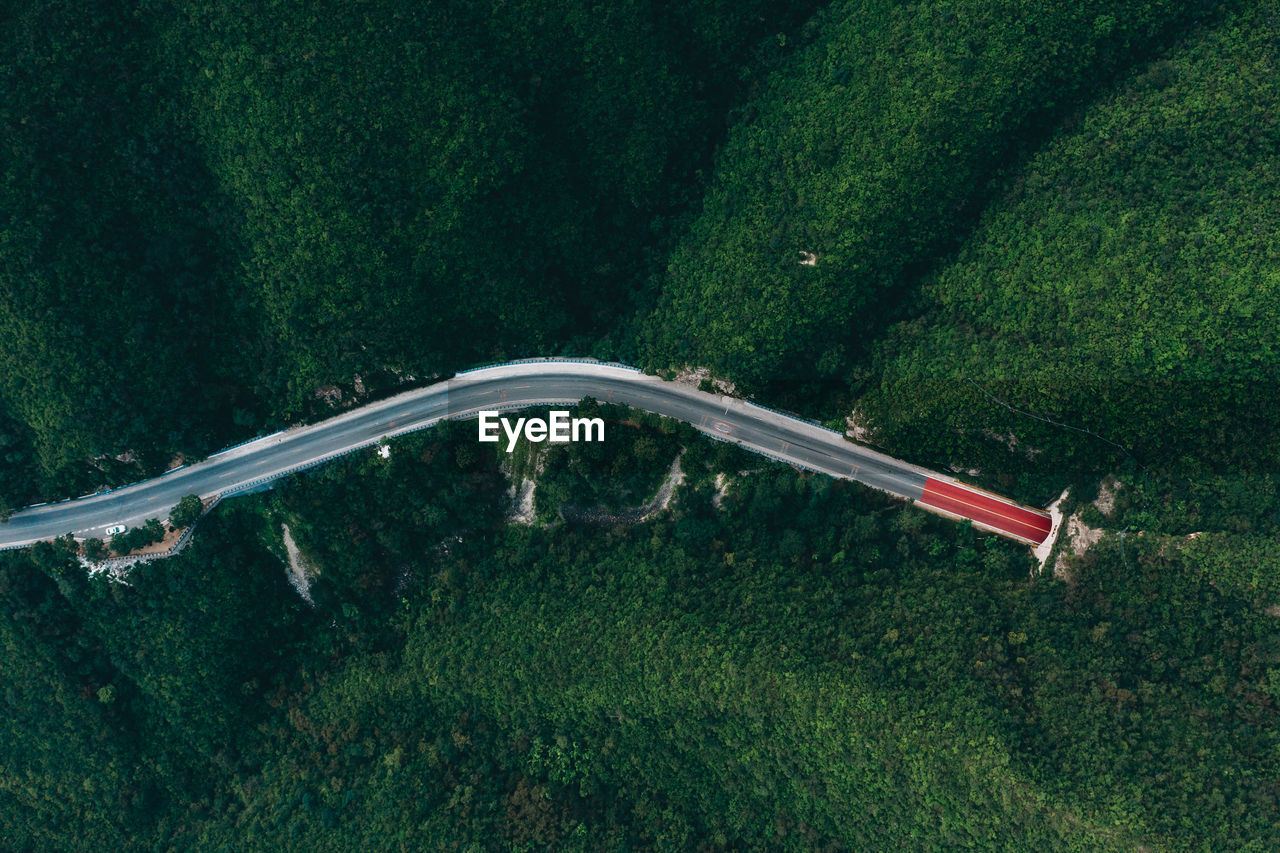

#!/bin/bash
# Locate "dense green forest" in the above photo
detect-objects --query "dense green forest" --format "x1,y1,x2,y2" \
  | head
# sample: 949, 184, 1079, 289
3, 0, 1280, 848
0, 0, 819, 511
644, 0, 1233, 388
2, 423, 1277, 848
854, 1, 1280, 501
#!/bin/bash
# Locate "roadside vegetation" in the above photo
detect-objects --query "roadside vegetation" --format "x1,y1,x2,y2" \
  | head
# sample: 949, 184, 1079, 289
3, 422, 1277, 848
644, 0, 1228, 390
855, 1, 1280, 505
0, 0, 820, 511
2, 0, 1279, 848
529, 400, 688, 518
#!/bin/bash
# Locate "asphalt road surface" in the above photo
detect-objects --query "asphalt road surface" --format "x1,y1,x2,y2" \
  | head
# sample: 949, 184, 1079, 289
0, 360, 1053, 550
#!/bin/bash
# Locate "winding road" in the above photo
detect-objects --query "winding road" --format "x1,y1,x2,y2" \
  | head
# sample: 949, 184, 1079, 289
0, 360, 1052, 550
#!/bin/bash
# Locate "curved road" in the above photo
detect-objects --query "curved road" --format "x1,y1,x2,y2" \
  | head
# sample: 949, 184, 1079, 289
0, 360, 1052, 550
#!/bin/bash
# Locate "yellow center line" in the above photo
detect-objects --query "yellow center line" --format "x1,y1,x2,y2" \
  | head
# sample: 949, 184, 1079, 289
922, 497, 1045, 543
923, 487, 1050, 537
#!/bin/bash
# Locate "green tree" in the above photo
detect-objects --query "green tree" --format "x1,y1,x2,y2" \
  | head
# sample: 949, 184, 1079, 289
169, 494, 203, 529
82, 538, 106, 561
142, 518, 165, 543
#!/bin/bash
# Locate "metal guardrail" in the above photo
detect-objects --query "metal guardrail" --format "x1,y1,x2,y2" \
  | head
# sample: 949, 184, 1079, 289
694, 427, 825, 476
6, 358, 880, 562
218, 420, 441, 499
215, 380, 636, 502
207, 429, 286, 458
455, 356, 642, 376
79, 495, 223, 574
7, 360, 648, 520
742, 398, 844, 438
12, 455, 231, 518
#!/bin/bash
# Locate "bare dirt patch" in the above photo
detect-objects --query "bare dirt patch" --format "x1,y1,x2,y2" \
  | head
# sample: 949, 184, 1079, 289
80, 557, 133, 584
1065, 514, 1105, 554
130, 525, 186, 556
845, 410, 873, 442
982, 428, 1044, 459
86, 521, 186, 560
1052, 512, 1106, 581
507, 478, 537, 525
674, 366, 736, 396
313, 384, 342, 405
712, 472, 729, 509
280, 523, 315, 605
1094, 476, 1120, 516
502, 445, 547, 526
561, 453, 685, 526
1033, 488, 1070, 573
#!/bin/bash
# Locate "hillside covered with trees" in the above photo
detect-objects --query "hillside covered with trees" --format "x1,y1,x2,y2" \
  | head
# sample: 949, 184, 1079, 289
3, 422, 1278, 849
855, 0, 1280, 502
0, 0, 819, 512
2, 0, 1279, 849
